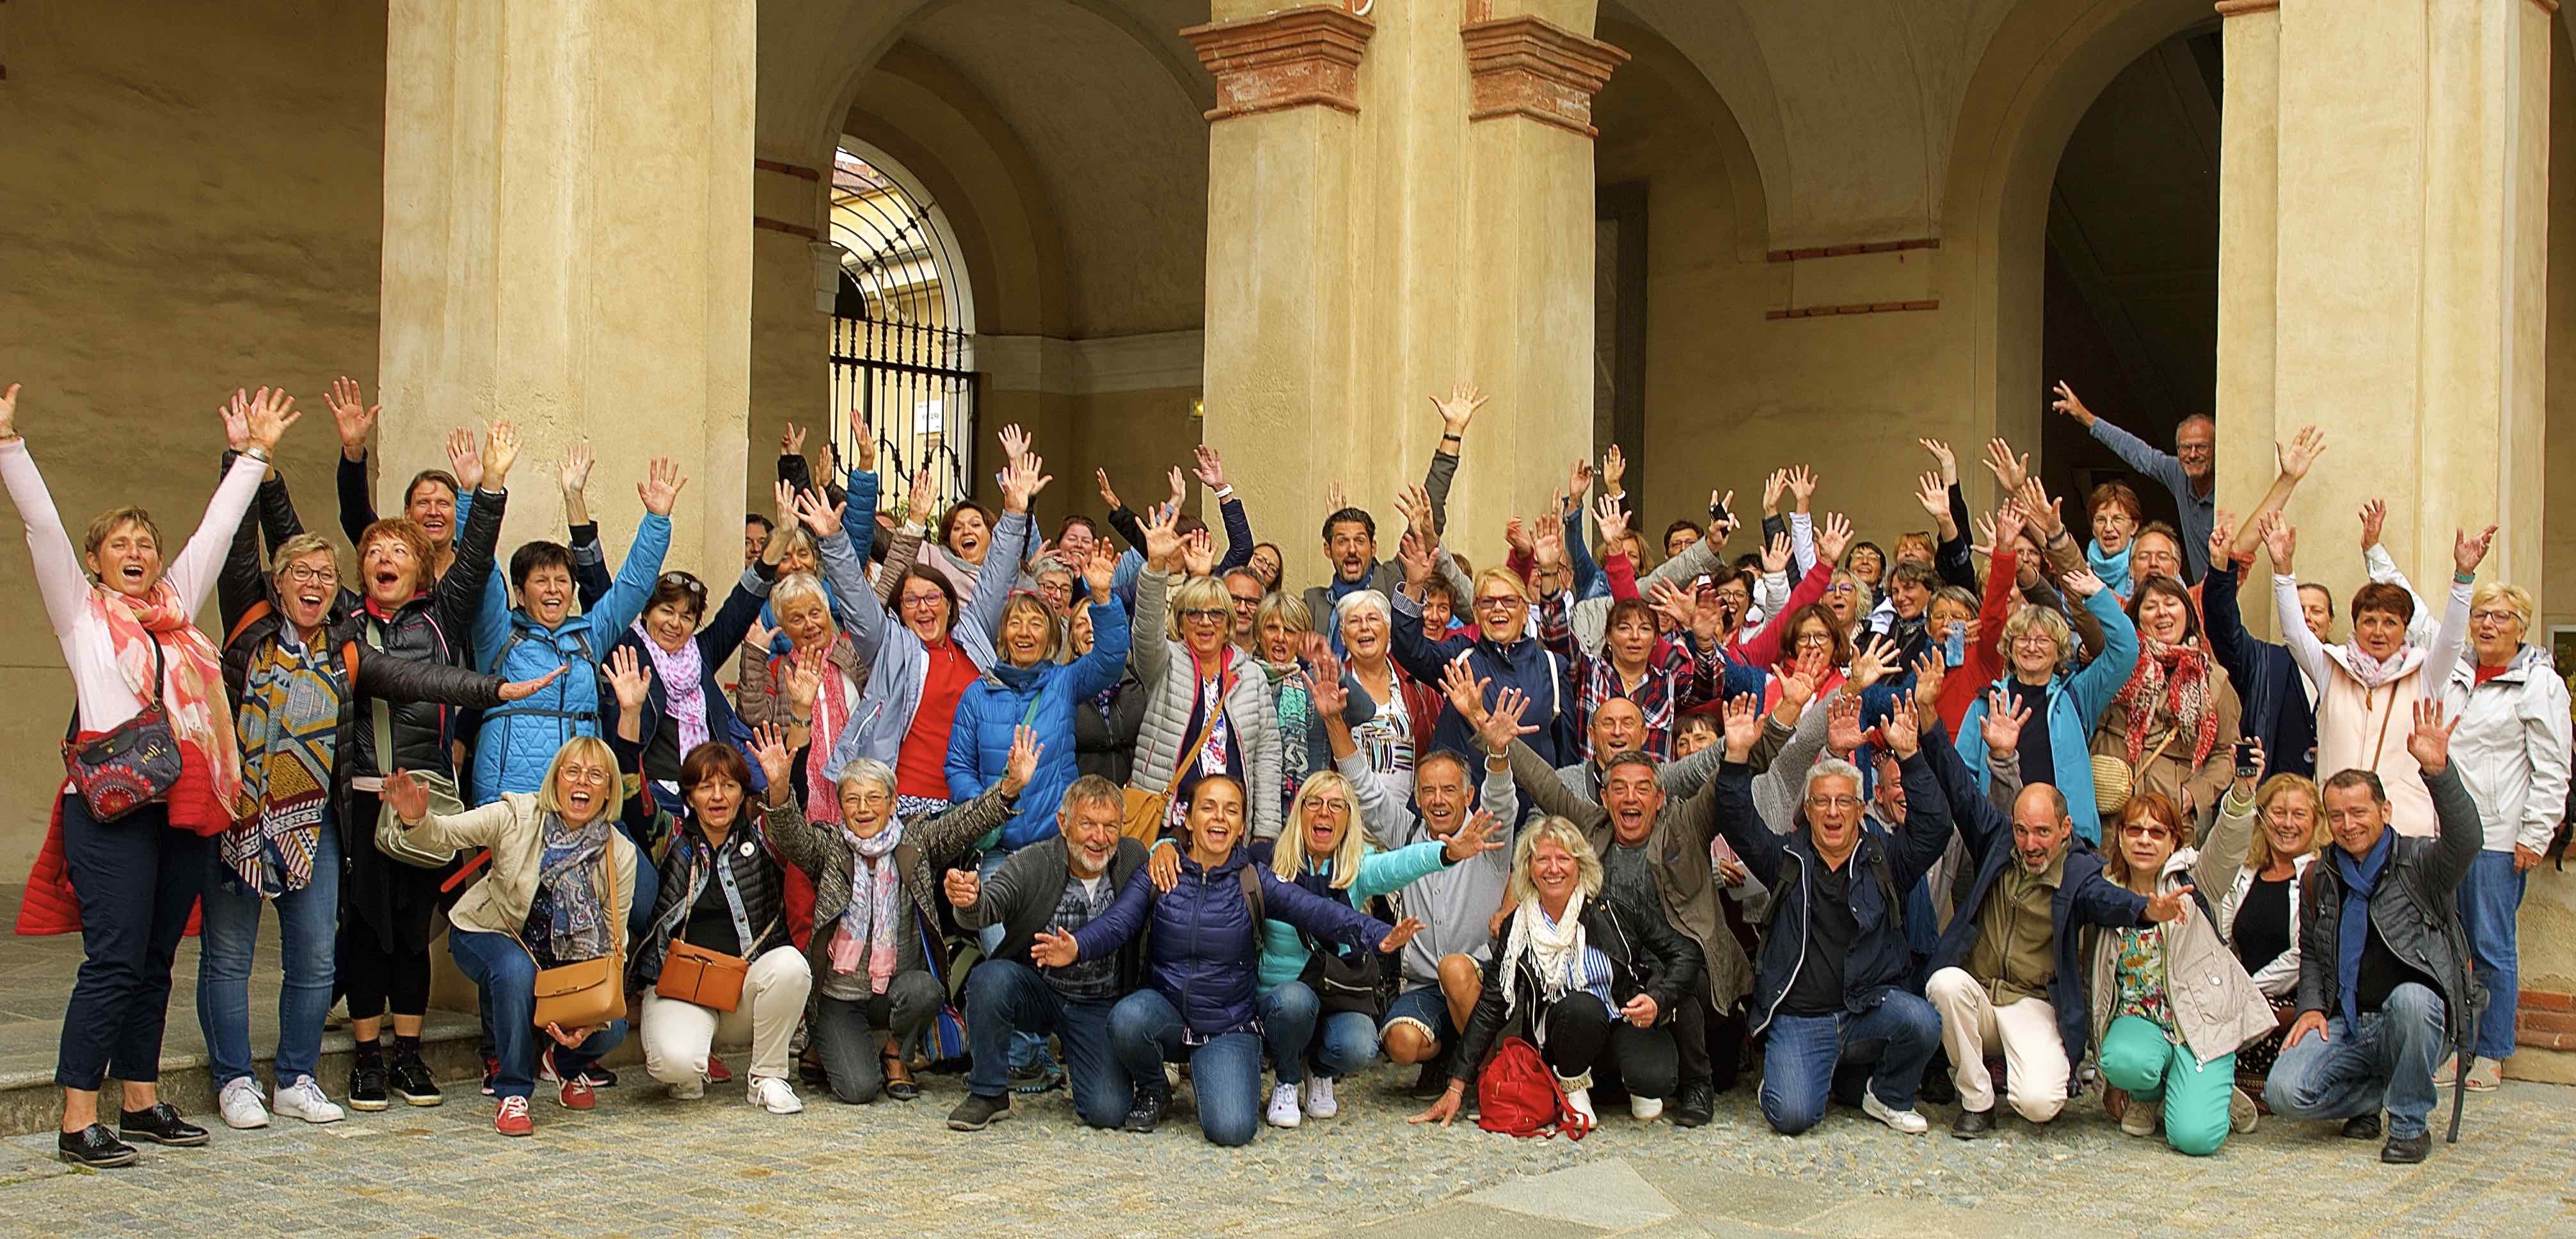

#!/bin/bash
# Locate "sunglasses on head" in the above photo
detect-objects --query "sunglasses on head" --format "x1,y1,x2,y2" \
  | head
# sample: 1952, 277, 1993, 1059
658, 572, 708, 596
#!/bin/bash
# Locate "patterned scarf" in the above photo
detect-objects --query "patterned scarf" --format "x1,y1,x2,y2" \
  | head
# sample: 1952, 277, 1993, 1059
223, 632, 340, 895
830, 817, 905, 994
632, 625, 709, 759
91, 582, 240, 814
2343, 641, 2411, 691
1261, 658, 1314, 806
534, 813, 616, 964
797, 637, 854, 825
1499, 890, 1589, 1036
2113, 637, 2222, 770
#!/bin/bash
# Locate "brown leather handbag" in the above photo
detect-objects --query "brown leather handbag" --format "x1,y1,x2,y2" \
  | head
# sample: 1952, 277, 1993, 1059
525, 846, 627, 1030
655, 912, 779, 1014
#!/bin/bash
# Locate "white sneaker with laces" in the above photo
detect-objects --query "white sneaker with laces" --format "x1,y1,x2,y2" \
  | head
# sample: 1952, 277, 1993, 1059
1301, 1075, 1339, 1119
2228, 1085, 2259, 1134
1630, 1095, 1664, 1121
218, 1077, 270, 1130
1561, 1085, 1596, 1126
273, 1075, 346, 1124
1266, 1083, 1303, 1128
1861, 1089, 1929, 1135
747, 1075, 805, 1115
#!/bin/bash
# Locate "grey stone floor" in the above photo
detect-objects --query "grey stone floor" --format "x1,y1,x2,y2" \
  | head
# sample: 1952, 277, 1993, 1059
0, 1059, 2570, 1238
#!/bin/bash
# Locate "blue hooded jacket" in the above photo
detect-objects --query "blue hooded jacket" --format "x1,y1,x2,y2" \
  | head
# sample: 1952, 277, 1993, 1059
943, 595, 1133, 849
1952, 586, 2137, 843
468, 511, 671, 803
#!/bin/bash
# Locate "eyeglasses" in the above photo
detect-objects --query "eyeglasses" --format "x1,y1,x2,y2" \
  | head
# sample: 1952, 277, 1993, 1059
2119, 824, 2175, 842
1229, 595, 1263, 609
283, 564, 338, 586
2470, 609, 2524, 626
1475, 595, 1524, 612
1793, 632, 1834, 647
658, 572, 707, 596
1805, 795, 1861, 811
1179, 607, 1228, 621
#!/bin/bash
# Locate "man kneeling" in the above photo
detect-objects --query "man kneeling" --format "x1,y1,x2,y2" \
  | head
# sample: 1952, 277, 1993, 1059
945, 777, 1146, 1131
1711, 696, 1948, 1135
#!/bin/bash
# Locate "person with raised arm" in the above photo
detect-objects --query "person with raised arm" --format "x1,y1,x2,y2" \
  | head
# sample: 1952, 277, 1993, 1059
1300, 385, 1477, 650
1952, 565, 2140, 845
2049, 381, 2216, 582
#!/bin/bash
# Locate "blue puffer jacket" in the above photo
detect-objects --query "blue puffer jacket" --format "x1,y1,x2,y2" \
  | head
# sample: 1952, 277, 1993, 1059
468, 511, 671, 803
1072, 845, 1391, 1040
823, 511, 1028, 779
944, 596, 1133, 849
1387, 588, 1577, 778
1952, 586, 2137, 843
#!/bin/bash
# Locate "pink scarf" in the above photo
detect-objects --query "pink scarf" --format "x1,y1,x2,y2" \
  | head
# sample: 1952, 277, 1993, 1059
829, 817, 905, 993
795, 637, 855, 825
632, 625, 710, 759
93, 583, 240, 824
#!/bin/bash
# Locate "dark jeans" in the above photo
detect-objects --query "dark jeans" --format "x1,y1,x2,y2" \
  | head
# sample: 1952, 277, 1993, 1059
813, 971, 942, 1104
1541, 993, 1680, 1099
55, 795, 210, 1091
1756, 993, 1943, 1134
447, 928, 626, 1101
964, 959, 1126, 1128
1257, 982, 1378, 1086
1109, 989, 1264, 1147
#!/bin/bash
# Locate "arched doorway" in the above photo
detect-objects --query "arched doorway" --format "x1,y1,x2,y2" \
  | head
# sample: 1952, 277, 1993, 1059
830, 140, 978, 511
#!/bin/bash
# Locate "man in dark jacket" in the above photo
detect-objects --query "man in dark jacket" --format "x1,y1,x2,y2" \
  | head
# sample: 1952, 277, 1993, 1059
1712, 696, 1950, 1137
2266, 700, 2485, 1164
1918, 715, 2191, 1139
1301, 391, 1467, 652
944, 776, 1146, 1133
2204, 545, 2321, 778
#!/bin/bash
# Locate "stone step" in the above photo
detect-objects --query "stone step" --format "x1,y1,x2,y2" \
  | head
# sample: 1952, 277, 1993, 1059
0, 1013, 492, 1137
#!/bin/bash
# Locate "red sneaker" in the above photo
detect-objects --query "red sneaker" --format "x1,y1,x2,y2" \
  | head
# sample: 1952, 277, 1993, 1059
707, 1055, 734, 1084
558, 1076, 596, 1110
481, 1057, 501, 1096
494, 1096, 532, 1137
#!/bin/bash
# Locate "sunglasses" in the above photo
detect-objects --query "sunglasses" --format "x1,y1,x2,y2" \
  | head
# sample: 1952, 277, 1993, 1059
658, 572, 708, 596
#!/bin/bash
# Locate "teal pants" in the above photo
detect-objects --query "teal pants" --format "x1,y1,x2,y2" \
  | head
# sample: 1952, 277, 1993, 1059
2099, 1015, 2235, 1156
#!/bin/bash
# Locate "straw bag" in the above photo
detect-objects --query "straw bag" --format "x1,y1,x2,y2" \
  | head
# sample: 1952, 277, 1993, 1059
2092, 731, 2176, 817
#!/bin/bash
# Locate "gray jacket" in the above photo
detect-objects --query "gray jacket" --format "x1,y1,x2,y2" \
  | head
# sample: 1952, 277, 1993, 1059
2295, 762, 2486, 1048
823, 512, 1025, 780
1129, 569, 1284, 838
1347, 749, 1521, 987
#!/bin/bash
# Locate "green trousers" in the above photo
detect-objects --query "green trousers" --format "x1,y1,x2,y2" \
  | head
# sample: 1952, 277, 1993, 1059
2099, 1014, 2236, 1156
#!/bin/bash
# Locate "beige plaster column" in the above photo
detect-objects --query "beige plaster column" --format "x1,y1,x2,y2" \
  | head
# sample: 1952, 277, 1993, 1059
378, 0, 756, 582
1191, 0, 1621, 586
2211, 0, 2280, 634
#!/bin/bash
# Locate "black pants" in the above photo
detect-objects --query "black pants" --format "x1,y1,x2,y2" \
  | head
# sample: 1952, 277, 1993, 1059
342, 929, 434, 1022
1541, 993, 1681, 1099
55, 794, 209, 1091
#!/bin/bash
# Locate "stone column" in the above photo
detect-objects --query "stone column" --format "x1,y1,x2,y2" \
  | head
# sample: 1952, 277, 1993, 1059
1189, 0, 1620, 586
378, 0, 756, 581
2211, 0, 2280, 632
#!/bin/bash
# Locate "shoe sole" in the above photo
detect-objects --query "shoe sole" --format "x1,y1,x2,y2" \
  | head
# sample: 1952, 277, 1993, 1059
497, 1127, 532, 1138
219, 1116, 270, 1130
948, 1110, 1013, 1132
398, 1092, 444, 1107
118, 1131, 209, 1147
60, 1148, 139, 1168
347, 1098, 391, 1112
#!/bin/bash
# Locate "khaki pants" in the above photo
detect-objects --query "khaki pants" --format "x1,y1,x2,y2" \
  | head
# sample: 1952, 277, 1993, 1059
1925, 966, 2068, 1123
640, 945, 813, 1085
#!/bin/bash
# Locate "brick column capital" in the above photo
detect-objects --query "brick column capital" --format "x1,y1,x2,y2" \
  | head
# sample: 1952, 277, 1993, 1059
1459, 15, 1628, 138
2212, 1, 2277, 16
1181, 4, 1375, 122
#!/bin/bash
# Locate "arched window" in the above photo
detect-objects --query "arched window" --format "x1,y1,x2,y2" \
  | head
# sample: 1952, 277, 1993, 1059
830, 140, 977, 512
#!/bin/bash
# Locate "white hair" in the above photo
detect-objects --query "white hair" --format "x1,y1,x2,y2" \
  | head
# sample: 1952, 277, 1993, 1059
834, 757, 897, 802
1804, 757, 1864, 801
1335, 588, 1392, 628
772, 571, 830, 616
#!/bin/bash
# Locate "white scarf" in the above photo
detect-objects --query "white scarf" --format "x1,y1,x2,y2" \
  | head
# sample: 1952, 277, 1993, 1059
1499, 890, 1589, 1036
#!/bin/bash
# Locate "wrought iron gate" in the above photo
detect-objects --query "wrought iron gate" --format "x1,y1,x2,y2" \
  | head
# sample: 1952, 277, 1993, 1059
827, 147, 976, 514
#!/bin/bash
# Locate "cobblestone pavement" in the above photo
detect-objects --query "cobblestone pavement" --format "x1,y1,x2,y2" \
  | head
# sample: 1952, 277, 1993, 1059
2, 1064, 2572, 1238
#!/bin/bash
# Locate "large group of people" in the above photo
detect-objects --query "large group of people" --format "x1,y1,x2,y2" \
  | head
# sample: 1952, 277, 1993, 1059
3, 373, 2561, 1172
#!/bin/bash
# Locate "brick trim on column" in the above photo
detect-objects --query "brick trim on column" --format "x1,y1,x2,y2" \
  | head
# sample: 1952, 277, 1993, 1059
1181, 4, 1374, 122
2517, 989, 2576, 1050
2212, 1, 2277, 15
1460, 15, 1628, 139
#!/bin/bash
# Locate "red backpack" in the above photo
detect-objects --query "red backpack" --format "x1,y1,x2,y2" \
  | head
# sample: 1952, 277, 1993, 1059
1475, 1037, 1593, 1140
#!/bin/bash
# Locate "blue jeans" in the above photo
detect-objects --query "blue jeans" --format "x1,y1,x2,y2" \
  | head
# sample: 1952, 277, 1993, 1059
2264, 982, 2447, 1140
974, 851, 1051, 1075
1757, 992, 1943, 1135
449, 928, 628, 1101
2456, 849, 2525, 1061
197, 822, 342, 1087
962, 959, 1126, 1126
1109, 989, 1264, 1147
1257, 982, 1377, 1085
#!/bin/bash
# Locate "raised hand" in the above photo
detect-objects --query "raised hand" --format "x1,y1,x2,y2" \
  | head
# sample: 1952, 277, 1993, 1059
1140, 500, 1182, 571
1083, 541, 1118, 599
1440, 662, 1488, 721
326, 376, 378, 458
1920, 438, 1957, 486
1909, 651, 1944, 712
742, 619, 778, 655
996, 422, 1032, 464
781, 422, 809, 460
1324, 479, 1348, 515
1001, 725, 1044, 795
1645, 579, 1698, 634
1377, 916, 1427, 954
1166, 467, 1188, 510
242, 387, 301, 454
1709, 490, 1738, 540
1815, 513, 1853, 565
2277, 423, 2328, 480
219, 390, 251, 452
1094, 467, 1122, 512
2143, 884, 2195, 925
1760, 532, 1792, 577
1191, 443, 1227, 490
638, 456, 688, 516
1529, 509, 1566, 570
750, 722, 795, 790
561, 438, 594, 500
1477, 687, 1539, 755
1992, 497, 2028, 555
1849, 634, 1899, 691
1307, 660, 1349, 718
383, 769, 433, 826
1785, 465, 1817, 513
772, 478, 799, 529
2453, 524, 2497, 577
999, 449, 1051, 514
2357, 498, 2386, 552
849, 417, 878, 473
2260, 511, 2297, 573
498, 664, 569, 703
2015, 476, 2063, 540
1601, 444, 1626, 491
1593, 492, 1630, 549
1396, 530, 1433, 589
2408, 698, 2459, 774
1915, 472, 1948, 519
2049, 380, 2095, 426
1443, 811, 1506, 864
603, 646, 653, 714
1567, 455, 1595, 502
786, 648, 825, 716
2060, 568, 2106, 600
1431, 381, 1488, 435
1983, 438, 2031, 495
1722, 692, 1764, 760
1030, 927, 1079, 968
482, 421, 521, 488
445, 426, 484, 492
1825, 692, 1866, 755
2234, 738, 2269, 795
1393, 483, 1436, 545
943, 867, 982, 910
1772, 655, 1820, 721
1880, 698, 1922, 758
794, 488, 845, 538
904, 465, 935, 524
1179, 528, 1215, 579
2207, 507, 2237, 571
1969, 511, 1998, 561
1504, 516, 1534, 557
1983, 687, 2031, 757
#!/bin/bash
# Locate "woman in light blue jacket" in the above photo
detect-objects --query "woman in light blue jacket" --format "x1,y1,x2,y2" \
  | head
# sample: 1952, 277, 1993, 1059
1953, 568, 2139, 843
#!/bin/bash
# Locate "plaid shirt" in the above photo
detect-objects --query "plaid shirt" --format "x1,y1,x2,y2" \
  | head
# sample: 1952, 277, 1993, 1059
1537, 591, 1716, 763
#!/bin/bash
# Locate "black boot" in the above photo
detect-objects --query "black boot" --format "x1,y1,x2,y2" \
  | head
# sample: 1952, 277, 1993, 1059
2342, 1112, 2383, 1140
2380, 1130, 2431, 1164
1673, 1079, 1716, 1129
118, 1102, 209, 1147
58, 1124, 138, 1168
1123, 1084, 1167, 1133
350, 1047, 390, 1113
1950, 1106, 1996, 1140
389, 1051, 442, 1107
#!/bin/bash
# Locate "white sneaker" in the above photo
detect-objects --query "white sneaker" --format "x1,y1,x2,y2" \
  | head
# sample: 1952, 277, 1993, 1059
1561, 1085, 1596, 1126
1301, 1075, 1339, 1120
218, 1077, 270, 1130
669, 1076, 705, 1101
747, 1075, 804, 1115
1862, 1089, 1929, 1135
1266, 1083, 1303, 1128
273, 1075, 346, 1124
2228, 1085, 2259, 1134
1630, 1094, 1664, 1121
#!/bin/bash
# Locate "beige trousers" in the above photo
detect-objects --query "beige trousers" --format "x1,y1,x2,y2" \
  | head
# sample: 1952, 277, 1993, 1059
640, 945, 813, 1085
1926, 966, 2069, 1123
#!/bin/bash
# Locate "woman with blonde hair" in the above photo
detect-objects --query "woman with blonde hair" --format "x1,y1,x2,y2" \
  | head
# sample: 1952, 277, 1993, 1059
2216, 772, 2326, 1087
1413, 816, 1703, 1128
1129, 506, 1284, 839
1248, 758, 1504, 1127
1249, 590, 1339, 820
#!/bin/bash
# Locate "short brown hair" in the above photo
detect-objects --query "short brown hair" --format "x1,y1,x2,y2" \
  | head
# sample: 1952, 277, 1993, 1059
356, 518, 436, 576
83, 506, 161, 559
2088, 480, 2143, 523
2349, 582, 2415, 627
2322, 768, 2388, 804
679, 741, 753, 800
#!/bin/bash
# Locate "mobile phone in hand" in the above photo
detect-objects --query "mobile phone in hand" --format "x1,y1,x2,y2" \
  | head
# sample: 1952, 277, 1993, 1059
2233, 738, 2259, 779
1943, 623, 1967, 667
